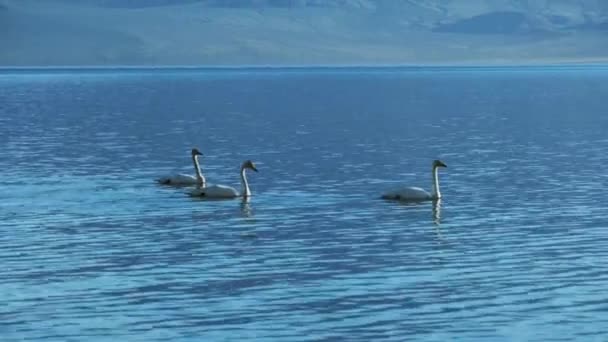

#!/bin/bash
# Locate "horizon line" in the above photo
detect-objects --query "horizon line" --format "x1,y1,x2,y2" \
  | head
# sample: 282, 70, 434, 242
1, 62, 607, 73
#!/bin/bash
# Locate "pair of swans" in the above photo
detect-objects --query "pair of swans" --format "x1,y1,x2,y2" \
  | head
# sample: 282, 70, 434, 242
382, 159, 447, 202
156, 148, 258, 199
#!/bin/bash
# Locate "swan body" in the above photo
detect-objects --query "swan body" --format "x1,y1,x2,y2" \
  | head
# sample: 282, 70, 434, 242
190, 160, 258, 199
381, 186, 433, 201
382, 160, 447, 202
157, 148, 206, 187
157, 173, 200, 185
196, 184, 240, 198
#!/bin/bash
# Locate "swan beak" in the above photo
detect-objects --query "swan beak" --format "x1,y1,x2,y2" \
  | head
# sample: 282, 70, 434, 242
251, 166, 259, 172
439, 161, 447, 168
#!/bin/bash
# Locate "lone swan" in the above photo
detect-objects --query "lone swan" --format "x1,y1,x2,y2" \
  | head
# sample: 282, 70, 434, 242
156, 148, 206, 187
382, 159, 447, 201
190, 160, 258, 199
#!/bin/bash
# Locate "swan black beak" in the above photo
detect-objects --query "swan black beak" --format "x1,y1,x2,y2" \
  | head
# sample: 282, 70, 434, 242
252, 166, 259, 172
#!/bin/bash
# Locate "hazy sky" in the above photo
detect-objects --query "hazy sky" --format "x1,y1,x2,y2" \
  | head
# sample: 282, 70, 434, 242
1, 0, 607, 66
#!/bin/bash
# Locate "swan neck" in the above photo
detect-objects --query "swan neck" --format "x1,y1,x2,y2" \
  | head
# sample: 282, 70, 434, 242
192, 155, 205, 187
432, 166, 441, 199
240, 166, 251, 197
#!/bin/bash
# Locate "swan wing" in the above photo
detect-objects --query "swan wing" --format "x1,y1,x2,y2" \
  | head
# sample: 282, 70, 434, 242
382, 186, 431, 201
157, 173, 198, 185
190, 184, 239, 198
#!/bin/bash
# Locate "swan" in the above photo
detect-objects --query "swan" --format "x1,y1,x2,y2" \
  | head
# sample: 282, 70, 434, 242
382, 159, 447, 201
156, 148, 206, 186
190, 160, 258, 199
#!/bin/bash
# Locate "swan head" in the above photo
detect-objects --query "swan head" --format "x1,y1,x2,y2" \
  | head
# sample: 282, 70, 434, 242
191, 148, 203, 156
243, 160, 258, 172
433, 160, 447, 168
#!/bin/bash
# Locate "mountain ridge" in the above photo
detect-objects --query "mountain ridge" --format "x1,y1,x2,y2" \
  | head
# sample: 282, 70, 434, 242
1, 0, 607, 66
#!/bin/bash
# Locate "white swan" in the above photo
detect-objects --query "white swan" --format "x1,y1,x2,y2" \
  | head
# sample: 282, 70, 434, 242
382, 159, 447, 201
190, 160, 258, 199
156, 148, 206, 186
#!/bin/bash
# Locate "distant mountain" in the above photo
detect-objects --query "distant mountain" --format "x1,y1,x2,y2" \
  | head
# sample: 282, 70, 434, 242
434, 11, 534, 35
1, 0, 607, 66
44, 0, 608, 30
47, 0, 608, 13
60, 0, 203, 8
573, 20, 608, 31
51, 0, 372, 8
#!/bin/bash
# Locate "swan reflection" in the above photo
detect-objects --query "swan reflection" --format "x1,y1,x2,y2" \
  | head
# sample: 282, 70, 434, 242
240, 197, 253, 217
432, 199, 441, 225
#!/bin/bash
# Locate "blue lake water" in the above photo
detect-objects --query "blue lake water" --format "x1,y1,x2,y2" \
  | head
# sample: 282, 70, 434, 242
1, 66, 608, 341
